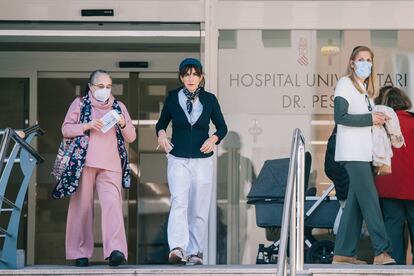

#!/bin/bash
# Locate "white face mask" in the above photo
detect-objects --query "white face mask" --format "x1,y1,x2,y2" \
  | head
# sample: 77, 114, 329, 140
93, 88, 111, 102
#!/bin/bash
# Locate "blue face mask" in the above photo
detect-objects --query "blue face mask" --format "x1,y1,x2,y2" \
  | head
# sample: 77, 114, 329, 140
354, 60, 372, 79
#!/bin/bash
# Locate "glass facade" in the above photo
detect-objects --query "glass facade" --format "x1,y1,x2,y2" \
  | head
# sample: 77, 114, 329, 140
216, 29, 414, 264
35, 73, 183, 264
1, 25, 414, 266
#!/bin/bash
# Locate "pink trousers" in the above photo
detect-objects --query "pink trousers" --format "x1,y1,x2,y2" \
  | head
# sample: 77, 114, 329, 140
65, 166, 128, 260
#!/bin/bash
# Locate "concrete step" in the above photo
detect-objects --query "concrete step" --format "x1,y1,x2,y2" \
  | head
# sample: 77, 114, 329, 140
307, 264, 414, 276
0, 265, 280, 276
0, 264, 413, 276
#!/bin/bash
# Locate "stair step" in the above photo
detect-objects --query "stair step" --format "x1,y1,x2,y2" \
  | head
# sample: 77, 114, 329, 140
0, 265, 413, 276
0, 265, 283, 275
308, 264, 414, 276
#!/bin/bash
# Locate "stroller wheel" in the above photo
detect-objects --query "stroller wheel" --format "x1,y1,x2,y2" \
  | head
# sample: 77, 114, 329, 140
305, 240, 334, 264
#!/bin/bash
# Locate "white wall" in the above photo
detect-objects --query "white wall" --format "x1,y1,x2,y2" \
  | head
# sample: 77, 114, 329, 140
215, 1, 414, 29
2, 1, 414, 29
0, 0, 204, 22
0, 52, 197, 73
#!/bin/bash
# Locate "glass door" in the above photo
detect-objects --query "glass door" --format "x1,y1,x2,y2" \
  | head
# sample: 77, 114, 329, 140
0, 78, 29, 129
0, 77, 30, 262
134, 73, 181, 264
0, 21, 203, 265
36, 72, 131, 264
36, 71, 182, 265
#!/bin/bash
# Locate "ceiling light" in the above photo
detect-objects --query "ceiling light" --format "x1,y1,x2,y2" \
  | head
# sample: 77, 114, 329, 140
321, 39, 340, 66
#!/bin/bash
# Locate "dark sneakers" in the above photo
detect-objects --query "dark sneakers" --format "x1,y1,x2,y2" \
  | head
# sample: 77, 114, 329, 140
108, 250, 126, 267
75, 258, 89, 267
75, 251, 125, 267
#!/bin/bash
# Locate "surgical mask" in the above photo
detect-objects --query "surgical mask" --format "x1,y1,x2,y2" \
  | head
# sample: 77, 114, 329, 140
354, 61, 372, 79
93, 88, 111, 102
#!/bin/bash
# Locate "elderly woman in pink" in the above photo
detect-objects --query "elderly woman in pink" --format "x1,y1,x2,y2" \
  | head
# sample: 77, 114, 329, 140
56, 69, 136, 267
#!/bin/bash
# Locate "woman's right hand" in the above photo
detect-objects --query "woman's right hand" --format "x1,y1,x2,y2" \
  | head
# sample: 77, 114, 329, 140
372, 112, 388, 126
84, 119, 104, 131
157, 130, 174, 153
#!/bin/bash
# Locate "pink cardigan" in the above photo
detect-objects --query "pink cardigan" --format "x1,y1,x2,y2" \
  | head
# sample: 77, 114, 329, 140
62, 92, 136, 172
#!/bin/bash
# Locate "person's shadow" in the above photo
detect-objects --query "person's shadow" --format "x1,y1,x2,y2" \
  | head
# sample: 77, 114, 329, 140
216, 131, 256, 264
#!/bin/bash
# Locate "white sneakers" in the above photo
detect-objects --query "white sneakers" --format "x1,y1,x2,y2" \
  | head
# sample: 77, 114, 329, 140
186, 253, 203, 265
168, 248, 203, 265
168, 248, 186, 265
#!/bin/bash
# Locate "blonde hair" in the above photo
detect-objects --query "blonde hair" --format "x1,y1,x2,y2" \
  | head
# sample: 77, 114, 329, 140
345, 46, 377, 99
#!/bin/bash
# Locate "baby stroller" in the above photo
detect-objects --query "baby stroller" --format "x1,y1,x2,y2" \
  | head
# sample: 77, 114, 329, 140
247, 152, 340, 264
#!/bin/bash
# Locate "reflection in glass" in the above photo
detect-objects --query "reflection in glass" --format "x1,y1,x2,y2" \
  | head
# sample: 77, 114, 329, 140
136, 76, 180, 264
218, 29, 414, 264
217, 131, 256, 264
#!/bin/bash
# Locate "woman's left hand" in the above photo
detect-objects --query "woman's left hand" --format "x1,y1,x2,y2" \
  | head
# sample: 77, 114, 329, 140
16, 131, 25, 139
118, 115, 126, 128
200, 135, 219, 154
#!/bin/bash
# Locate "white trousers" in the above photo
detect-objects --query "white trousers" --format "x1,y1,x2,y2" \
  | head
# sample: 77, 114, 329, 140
167, 154, 213, 255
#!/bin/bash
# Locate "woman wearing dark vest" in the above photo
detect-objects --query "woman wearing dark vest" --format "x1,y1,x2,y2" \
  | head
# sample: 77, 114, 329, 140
332, 46, 395, 265
58, 70, 136, 267
156, 58, 227, 265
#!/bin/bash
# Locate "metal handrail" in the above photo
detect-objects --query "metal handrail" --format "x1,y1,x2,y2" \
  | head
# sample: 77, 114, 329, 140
0, 127, 44, 175
0, 125, 44, 268
9, 130, 44, 163
277, 128, 306, 276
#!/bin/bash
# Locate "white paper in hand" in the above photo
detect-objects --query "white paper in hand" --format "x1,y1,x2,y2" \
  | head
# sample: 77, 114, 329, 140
100, 110, 120, 133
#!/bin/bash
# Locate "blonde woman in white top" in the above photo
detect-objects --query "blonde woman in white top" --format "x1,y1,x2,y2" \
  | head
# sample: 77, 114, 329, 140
332, 46, 395, 265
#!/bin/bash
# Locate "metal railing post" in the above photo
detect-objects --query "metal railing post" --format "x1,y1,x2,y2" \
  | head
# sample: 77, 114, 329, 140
290, 180, 297, 276
277, 129, 305, 276
296, 144, 305, 271
0, 129, 11, 175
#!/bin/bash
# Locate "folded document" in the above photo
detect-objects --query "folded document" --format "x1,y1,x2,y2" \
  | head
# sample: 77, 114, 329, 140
100, 110, 120, 133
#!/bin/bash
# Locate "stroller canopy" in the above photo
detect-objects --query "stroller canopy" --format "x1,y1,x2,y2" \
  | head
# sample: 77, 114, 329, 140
247, 152, 311, 204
